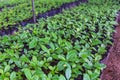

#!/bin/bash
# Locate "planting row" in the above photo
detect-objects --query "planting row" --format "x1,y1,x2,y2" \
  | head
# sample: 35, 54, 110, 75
0, 0, 76, 30
0, 0, 29, 8
0, 0, 120, 80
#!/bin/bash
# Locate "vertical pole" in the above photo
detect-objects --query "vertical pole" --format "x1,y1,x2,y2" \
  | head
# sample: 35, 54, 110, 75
32, 0, 36, 23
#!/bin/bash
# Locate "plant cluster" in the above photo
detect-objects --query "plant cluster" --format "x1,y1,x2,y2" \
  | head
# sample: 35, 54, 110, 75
0, 0, 120, 80
0, 0, 29, 8
0, 0, 75, 29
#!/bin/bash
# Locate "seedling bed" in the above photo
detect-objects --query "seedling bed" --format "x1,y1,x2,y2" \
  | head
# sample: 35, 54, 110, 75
0, 0, 88, 36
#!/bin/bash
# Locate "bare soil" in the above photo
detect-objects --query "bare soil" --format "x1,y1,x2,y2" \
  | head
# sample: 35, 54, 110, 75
101, 25, 120, 80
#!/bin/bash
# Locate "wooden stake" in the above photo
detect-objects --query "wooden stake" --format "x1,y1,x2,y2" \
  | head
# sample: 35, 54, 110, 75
32, 0, 36, 23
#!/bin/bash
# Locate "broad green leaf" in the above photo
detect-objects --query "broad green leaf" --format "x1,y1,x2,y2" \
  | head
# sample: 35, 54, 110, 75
79, 49, 91, 60
49, 42, 55, 50
83, 63, 92, 69
83, 74, 90, 80
66, 50, 77, 61
52, 75, 59, 80
65, 68, 71, 80
94, 62, 106, 70
47, 57, 53, 62
15, 61, 22, 67
32, 75, 39, 80
32, 56, 38, 63
10, 72, 16, 80
57, 61, 67, 71
3, 77, 9, 80
41, 45, 49, 53
20, 55, 30, 62
92, 39, 101, 45
90, 72, 99, 80
29, 38, 37, 49
65, 42, 73, 50
59, 75, 66, 80
23, 68, 32, 80
58, 55, 65, 61
98, 44, 106, 54
52, 32, 57, 40
0, 69, 3, 74
48, 73, 52, 78
4, 65, 10, 72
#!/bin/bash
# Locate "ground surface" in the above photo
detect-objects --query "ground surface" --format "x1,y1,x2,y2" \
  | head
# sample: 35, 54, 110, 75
101, 25, 120, 80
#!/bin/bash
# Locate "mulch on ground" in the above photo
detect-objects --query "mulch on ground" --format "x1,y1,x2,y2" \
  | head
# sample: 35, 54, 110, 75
101, 25, 120, 80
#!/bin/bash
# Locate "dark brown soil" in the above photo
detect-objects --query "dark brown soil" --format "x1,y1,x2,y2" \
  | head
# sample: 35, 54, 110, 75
101, 23, 120, 80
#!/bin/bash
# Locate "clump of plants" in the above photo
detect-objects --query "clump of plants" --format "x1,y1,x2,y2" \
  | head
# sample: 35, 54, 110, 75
0, 0, 75, 29
0, 0, 120, 80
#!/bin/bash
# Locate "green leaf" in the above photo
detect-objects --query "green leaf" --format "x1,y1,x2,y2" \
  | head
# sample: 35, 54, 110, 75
52, 75, 59, 80
52, 32, 57, 40
94, 62, 106, 70
48, 73, 52, 78
66, 50, 77, 61
29, 38, 37, 49
4, 65, 10, 72
3, 77, 9, 80
0, 69, 3, 74
90, 72, 99, 80
32, 75, 39, 80
110, 21, 117, 25
65, 42, 72, 50
49, 42, 55, 50
79, 50, 89, 59
83, 74, 90, 80
32, 56, 38, 63
23, 68, 32, 80
10, 72, 16, 80
15, 61, 21, 67
59, 75, 66, 80
98, 44, 106, 54
65, 68, 71, 80
20, 55, 30, 62
47, 57, 53, 62
83, 63, 92, 69
92, 39, 101, 45
95, 54, 102, 61
58, 55, 66, 61
41, 45, 49, 53
57, 61, 67, 71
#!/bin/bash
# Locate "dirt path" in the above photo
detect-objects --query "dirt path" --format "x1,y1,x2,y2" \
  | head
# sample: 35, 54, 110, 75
101, 25, 120, 80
